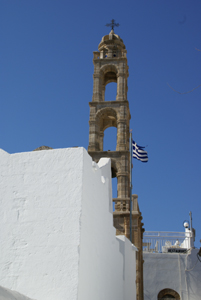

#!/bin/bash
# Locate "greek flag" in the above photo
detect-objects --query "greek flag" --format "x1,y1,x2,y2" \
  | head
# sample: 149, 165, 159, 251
132, 140, 148, 162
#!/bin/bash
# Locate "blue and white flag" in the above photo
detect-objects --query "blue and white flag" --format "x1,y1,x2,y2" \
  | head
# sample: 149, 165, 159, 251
132, 140, 148, 162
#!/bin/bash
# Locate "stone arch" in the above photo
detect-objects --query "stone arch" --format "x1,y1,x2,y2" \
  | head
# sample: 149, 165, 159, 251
100, 64, 118, 85
110, 158, 121, 178
96, 107, 118, 151
96, 107, 118, 131
99, 64, 119, 101
158, 289, 180, 299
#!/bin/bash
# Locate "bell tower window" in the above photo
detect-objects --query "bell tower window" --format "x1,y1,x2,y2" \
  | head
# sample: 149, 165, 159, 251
103, 127, 117, 151
105, 82, 117, 101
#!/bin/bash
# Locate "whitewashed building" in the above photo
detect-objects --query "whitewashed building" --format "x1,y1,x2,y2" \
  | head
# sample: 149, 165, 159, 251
143, 225, 201, 300
0, 147, 137, 300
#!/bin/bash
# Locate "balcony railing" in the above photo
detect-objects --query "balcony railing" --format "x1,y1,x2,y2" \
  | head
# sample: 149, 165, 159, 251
143, 231, 192, 253
113, 198, 130, 213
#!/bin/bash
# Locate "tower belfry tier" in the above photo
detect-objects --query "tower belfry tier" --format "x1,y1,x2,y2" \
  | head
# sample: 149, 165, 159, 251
91, 29, 129, 103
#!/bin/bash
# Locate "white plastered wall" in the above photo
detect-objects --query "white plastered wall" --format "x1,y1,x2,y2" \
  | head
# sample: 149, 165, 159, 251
0, 285, 34, 300
0, 148, 136, 300
78, 155, 137, 300
144, 249, 201, 300
0, 148, 83, 300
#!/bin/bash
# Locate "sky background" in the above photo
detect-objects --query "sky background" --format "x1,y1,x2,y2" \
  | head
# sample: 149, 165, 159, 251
1, 1, 201, 247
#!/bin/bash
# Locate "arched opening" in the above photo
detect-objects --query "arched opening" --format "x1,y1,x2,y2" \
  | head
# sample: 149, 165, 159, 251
105, 82, 117, 101
103, 127, 117, 151
158, 289, 180, 300
96, 107, 117, 151
100, 65, 118, 101
112, 177, 117, 211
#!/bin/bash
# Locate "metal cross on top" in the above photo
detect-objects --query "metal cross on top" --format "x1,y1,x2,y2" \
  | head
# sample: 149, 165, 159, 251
105, 19, 119, 30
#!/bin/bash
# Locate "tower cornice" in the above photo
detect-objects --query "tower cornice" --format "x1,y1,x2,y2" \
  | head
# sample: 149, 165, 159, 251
89, 100, 129, 106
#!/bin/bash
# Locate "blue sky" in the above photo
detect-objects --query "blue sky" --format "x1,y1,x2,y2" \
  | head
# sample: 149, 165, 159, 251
1, 1, 201, 247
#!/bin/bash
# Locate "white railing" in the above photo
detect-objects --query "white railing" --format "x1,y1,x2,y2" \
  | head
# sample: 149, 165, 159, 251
143, 231, 192, 253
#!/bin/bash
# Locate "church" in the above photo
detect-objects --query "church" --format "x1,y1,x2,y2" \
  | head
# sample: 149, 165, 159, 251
0, 25, 201, 300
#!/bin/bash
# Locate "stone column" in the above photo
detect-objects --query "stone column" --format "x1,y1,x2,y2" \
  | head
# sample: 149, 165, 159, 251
124, 217, 130, 239
99, 131, 104, 151
92, 74, 102, 102
117, 73, 125, 101
102, 85, 105, 102
117, 173, 129, 198
88, 121, 100, 151
116, 119, 127, 151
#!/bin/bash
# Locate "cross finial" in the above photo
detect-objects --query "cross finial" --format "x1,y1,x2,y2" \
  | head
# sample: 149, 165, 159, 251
105, 19, 119, 31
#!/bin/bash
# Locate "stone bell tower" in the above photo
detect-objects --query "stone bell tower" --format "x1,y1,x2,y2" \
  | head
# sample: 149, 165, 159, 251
88, 27, 131, 236
88, 27, 144, 300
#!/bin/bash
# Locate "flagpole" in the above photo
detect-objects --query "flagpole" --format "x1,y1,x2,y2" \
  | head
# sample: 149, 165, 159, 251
129, 130, 132, 243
